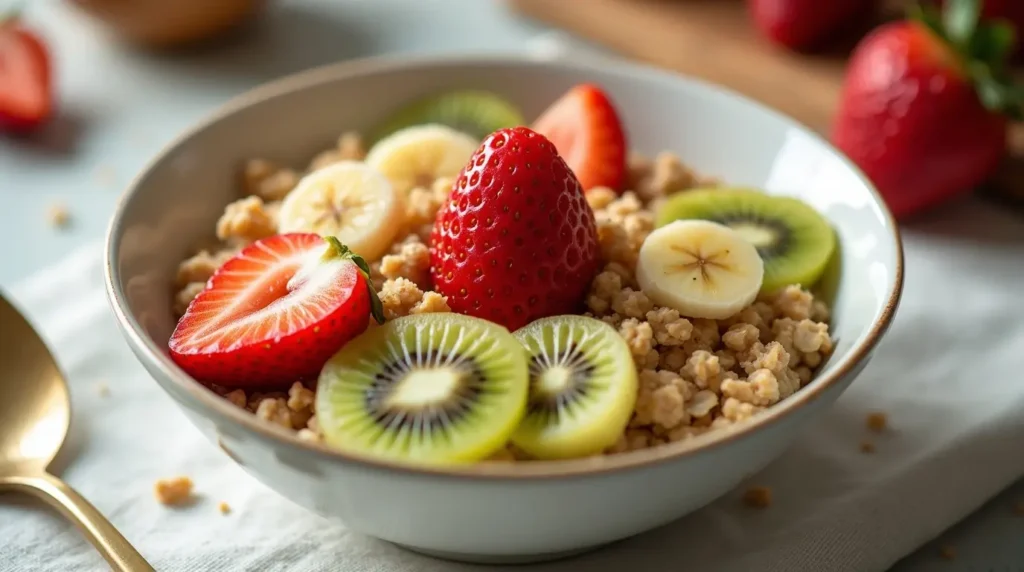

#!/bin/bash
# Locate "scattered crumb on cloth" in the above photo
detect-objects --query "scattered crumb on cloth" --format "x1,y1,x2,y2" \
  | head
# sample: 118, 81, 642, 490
47, 203, 70, 228
866, 412, 888, 433
154, 476, 194, 506
939, 545, 956, 560
742, 486, 772, 509
218, 502, 231, 515
859, 441, 875, 454
94, 382, 110, 397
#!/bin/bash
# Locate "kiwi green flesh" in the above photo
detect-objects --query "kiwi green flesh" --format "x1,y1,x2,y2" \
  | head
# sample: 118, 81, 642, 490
315, 314, 528, 465
656, 188, 837, 293
368, 90, 525, 143
512, 315, 637, 459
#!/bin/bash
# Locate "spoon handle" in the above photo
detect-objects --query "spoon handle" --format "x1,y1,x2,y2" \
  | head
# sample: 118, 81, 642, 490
0, 473, 156, 572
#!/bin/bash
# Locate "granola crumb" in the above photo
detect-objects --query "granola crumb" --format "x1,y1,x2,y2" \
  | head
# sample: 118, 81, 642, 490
254, 397, 293, 429
47, 202, 70, 229
154, 476, 194, 506
216, 196, 279, 244
742, 486, 772, 509
223, 389, 247, 409
938, 545, 956, 560
217, 501, 231, 515
866, 412, 888, 433
94, 382, 110, 397
859, 440, 875, 454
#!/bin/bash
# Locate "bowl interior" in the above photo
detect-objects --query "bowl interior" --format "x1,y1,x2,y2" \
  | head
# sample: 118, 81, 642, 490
110, 56, 900, 469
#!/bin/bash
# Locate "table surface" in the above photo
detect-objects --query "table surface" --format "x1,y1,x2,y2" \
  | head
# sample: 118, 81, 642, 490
1, 1, 1021, 570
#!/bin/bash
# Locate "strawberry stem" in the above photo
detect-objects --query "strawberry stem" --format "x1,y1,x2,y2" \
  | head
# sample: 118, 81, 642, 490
911, 0, 1024, 120
321, 236, 385, 325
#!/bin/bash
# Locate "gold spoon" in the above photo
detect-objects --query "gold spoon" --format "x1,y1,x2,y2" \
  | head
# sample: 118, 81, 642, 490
0, 293, 155, 571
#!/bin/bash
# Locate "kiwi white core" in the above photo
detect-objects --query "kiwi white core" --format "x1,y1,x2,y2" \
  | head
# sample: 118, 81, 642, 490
728, 222, 778, 249
386, 368, 462, 408
537, 366, 573, 395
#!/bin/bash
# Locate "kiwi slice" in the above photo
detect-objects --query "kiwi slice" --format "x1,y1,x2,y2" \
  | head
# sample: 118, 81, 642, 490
315, 313, 529, 466
511, 315, 638, 460
656, 188, 836, 293
368, 90, 524, 143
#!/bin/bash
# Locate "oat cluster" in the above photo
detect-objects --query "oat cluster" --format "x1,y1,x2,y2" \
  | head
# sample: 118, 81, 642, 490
172, 135, 834, 459
153, 476, 194, 506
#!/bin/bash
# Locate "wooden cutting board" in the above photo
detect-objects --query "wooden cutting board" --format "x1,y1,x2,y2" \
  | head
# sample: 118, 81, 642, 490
508, 0, 1024, 204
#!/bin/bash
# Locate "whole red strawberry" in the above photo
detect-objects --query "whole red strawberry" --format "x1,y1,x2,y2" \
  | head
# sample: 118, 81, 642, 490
0, 14, 53, 133
747, 0, 877, 51
169, 233, 384, 389
832, 0, 1020, 219
430, 126, 601, 332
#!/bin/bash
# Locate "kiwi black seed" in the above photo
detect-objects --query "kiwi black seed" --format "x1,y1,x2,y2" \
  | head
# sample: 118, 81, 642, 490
511, 315, 638, 460
315, 313, 528, 465
656, 187, 836, 293
368, 90, 525, 143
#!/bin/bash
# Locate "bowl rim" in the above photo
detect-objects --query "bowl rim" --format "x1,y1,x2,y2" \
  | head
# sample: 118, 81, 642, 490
104, 52, 905, 480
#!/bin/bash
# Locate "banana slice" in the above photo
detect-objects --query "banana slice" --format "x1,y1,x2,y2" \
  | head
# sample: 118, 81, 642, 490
364, 124, 479, 196
277, 161, 404, 261
636, 220, 764, 320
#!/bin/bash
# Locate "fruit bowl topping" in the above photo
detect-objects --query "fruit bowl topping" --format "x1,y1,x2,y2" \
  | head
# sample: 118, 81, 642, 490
316, 313, 529, 465
532, 84, 628, 193
511, 315, 638, 460
656, 188, 835, 293
168, 233, 383, 389
636, 220, 765, 321
430, 126, 602, 332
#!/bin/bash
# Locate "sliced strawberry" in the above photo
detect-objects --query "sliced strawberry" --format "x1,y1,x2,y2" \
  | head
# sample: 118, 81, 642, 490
532, 84, 627, 193
0, 18, 53, 133
168, 233, 384, 389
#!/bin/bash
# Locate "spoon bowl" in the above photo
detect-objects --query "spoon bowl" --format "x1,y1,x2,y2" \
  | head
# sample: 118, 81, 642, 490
0, 292, 155, 572
0, 295, 70, 476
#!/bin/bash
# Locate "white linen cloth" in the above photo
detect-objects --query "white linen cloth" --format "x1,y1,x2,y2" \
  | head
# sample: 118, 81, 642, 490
3, 33, 1024, 571
2, 198, 1023, 572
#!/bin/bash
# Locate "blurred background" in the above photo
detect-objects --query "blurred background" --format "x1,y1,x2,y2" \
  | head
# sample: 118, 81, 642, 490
1, 0, 1022, 569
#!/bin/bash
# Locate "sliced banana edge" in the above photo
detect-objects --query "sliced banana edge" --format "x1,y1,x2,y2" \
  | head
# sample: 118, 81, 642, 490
277, 161, 404, 262
636, 219, 765, 320
364, 123, 480, 196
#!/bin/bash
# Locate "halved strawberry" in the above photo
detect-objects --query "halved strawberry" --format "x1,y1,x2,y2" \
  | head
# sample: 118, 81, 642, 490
532, 84, 627, 193
168, 233, 384, 389
0, 17, 53, 133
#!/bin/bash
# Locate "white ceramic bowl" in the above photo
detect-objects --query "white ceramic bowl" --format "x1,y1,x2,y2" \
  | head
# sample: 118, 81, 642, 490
105, 54, 903, 564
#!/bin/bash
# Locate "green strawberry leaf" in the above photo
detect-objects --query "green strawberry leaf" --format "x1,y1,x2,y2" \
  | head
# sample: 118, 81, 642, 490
971, 21, 1016, 63
911, 0, 1024, 121
321, 236, 386, 325
943, 0, 981, 48
910, 3, 946, 40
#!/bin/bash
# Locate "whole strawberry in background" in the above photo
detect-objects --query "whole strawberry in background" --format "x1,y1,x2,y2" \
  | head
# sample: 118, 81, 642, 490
431, 126, 601, 332
0, 12, 53, 132
747, 0, 879, 51
832, 0, 1022, 219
